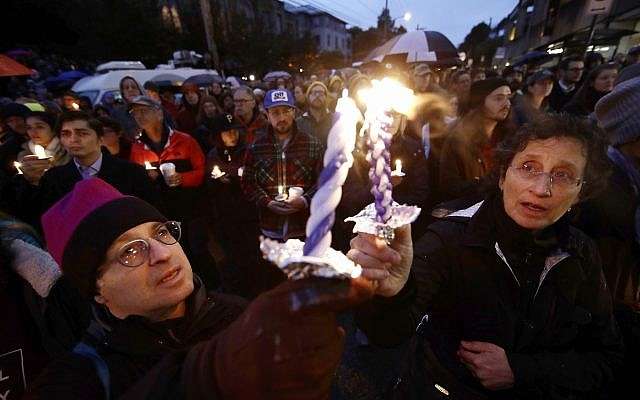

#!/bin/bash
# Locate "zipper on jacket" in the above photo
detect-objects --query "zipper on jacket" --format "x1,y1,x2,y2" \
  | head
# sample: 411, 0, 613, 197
495, 242, 521, 287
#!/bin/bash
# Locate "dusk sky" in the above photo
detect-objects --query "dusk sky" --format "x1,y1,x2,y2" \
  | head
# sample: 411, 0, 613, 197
287, 0, 518, 46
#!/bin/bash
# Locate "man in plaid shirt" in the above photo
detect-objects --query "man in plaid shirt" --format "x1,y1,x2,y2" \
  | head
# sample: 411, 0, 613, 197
242, 89, 323, 240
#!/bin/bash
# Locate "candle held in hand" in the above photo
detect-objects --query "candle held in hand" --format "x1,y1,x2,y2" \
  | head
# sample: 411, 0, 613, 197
34, 144, 49, 159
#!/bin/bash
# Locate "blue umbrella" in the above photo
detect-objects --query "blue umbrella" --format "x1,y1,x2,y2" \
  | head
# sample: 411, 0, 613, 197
56, 70, 89, 81
44, 76, 75, 90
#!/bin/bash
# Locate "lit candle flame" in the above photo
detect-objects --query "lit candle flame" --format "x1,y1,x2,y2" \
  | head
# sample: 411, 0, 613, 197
211, 165, 222, 178
71, 102, 80, 110
357, 77, 417, 117
278, 185, 284, 195
14, 161, 23, 174
34, 144, 48, 159
144, 161, 156, 170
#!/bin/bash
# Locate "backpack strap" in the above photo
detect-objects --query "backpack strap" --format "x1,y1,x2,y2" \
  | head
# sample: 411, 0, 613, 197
72, 341, 111, 400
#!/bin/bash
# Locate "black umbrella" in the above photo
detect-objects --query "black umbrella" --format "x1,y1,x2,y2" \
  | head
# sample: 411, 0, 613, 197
183, 73, 223, 86
363, 30, 460, 65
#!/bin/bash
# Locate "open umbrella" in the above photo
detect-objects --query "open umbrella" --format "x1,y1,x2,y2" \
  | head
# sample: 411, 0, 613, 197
0, 55, 32, 77
57, 70, 89, 81
263, 71, 291, 82
5, 49, 33, 59
363, 30, 460, 65
183, 73, 223, 86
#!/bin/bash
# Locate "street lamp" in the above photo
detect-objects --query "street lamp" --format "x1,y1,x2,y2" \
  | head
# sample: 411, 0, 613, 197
385, 11, 412, 40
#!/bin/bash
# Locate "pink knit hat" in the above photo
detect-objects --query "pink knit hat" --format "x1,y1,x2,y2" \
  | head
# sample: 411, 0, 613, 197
41, 178, 165, 298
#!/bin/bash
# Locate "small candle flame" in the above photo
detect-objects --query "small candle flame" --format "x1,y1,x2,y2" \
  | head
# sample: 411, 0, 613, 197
211, 165, 222, 178
144, 161, 156, 170
14, 161, 23, 174
71, 102, 80, 110
34, 144, 47, 159
278, 185, 284, 195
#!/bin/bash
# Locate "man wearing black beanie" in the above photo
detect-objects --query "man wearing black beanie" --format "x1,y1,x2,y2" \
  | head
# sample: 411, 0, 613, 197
27, 178, 373, 399
439, 78, 513, 202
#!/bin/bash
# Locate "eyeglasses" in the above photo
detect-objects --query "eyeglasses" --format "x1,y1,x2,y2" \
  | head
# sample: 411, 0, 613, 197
114, 221, 181, 267
509, 162, 583, 191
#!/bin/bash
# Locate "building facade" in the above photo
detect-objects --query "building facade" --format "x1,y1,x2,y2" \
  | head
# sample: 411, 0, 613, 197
491, 0, 640, 67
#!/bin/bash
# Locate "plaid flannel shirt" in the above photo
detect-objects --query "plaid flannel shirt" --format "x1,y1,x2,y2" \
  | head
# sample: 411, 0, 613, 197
241, 124, 323, 239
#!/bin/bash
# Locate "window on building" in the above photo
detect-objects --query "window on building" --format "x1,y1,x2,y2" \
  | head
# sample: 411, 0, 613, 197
327, 34, 331, 48
526, 5, 534, 13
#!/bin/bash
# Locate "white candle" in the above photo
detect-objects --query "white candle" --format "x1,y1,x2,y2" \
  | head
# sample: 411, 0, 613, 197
14, 161, 23, 174
34, 144, 48, 159
395, 159, 402, 174
71, 102, 80, 110
303, 90, 360, 257
144, 161, 156, 170
275, 185, 287, 201
237, 167, 244, 177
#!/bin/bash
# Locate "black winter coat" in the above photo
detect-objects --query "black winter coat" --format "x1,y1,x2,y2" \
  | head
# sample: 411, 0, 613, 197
356, 194, 623, 399
26, 278, 246, 399
17, 149, 162, 220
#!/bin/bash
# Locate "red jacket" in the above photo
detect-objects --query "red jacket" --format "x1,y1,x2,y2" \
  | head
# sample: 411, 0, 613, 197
130, 129, 205, 187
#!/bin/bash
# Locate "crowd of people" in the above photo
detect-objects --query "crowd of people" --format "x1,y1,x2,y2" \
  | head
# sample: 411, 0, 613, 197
1, 44, 639, 399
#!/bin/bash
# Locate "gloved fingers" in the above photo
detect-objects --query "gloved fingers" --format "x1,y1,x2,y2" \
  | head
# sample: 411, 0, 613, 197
276, 276, 375, 315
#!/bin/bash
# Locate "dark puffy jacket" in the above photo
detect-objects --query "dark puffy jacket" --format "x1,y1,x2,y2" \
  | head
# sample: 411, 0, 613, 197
26, 278, 246, 399
356, 194, 624, 399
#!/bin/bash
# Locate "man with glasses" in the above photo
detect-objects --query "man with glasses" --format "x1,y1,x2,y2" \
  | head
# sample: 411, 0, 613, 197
295, 81, 333, 145
28, 178, 372, 399
549, 56, 585, 112
242, 89, 322, 241
232, 86, 267, 145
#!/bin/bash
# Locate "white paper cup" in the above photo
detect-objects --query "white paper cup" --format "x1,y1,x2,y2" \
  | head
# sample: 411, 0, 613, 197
288, 186, 304, 200
159, 163, 178, 186
159, 163, 176, 177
